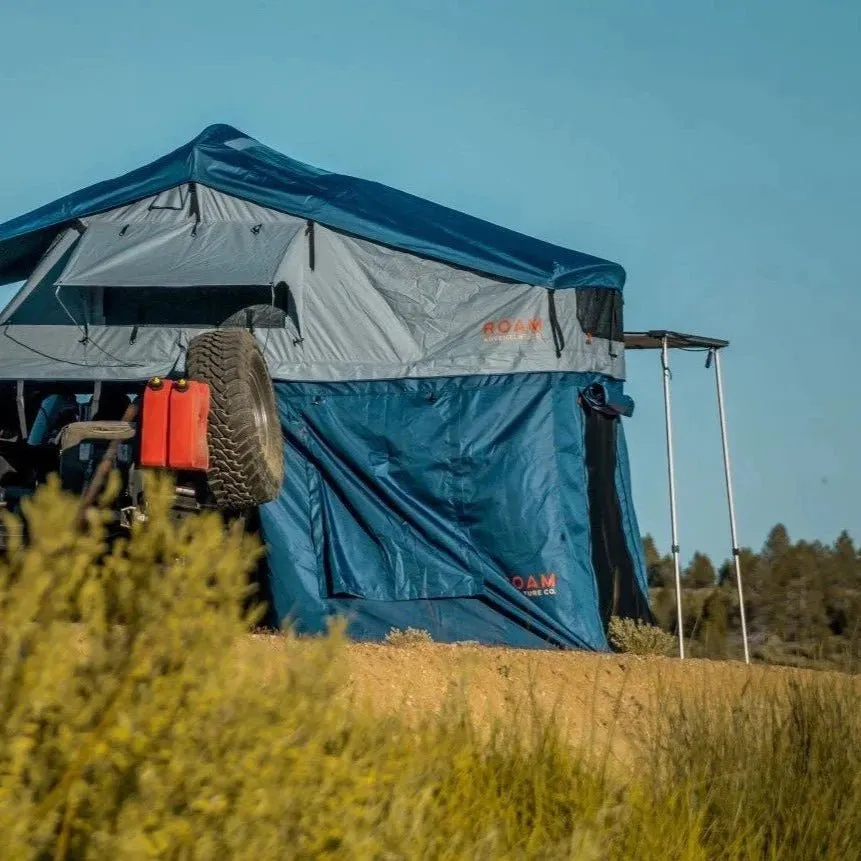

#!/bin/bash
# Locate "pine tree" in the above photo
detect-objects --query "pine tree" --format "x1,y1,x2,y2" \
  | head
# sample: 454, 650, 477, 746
824, 531, 858, 636
684, 552, 717, 589
757, 525, 792, 640
718, 548, 759, 636
643, 534, 674, 588
763, 523, 791, 560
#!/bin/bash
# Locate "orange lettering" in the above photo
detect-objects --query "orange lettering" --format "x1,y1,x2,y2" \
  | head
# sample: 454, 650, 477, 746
540, 574, 556, 589
528, 318, 543, 332
526, 576, 539, 590
482, 321, 495, 335
498, 318, 511, 334
514, 319, 526, 333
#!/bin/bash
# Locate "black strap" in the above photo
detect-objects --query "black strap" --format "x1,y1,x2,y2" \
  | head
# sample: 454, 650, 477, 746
609, 294, 620, 358
189, 183, 201, 236
547, 289, 565, 359
306, 220, 316, 270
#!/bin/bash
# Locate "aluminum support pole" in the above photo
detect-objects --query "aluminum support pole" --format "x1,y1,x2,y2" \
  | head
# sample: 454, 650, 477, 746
712, 349, 750, 664
661, 336, 685, 658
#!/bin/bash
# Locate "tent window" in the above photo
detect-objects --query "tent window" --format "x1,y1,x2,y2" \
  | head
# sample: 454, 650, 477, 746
575, 287, 623, 342
101, 283, 297, 330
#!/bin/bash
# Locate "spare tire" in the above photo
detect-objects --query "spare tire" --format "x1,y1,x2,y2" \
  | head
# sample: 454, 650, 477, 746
186, 330, 284, 509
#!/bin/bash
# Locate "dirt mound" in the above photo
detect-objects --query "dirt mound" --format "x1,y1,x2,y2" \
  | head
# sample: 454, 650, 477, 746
242, 638, 843, 771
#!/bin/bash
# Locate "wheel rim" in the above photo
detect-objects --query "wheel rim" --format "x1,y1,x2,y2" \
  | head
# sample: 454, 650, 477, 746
249, 357, 282, 477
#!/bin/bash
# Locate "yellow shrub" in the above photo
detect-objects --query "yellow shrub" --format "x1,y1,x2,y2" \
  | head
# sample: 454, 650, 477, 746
608, 616, 677, 657
0, 473, 262, 859
383, 626, 433, 646
0, 476, 622, 860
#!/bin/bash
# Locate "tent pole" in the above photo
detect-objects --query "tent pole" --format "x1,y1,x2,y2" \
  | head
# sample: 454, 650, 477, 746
712, 349, 750, 664
661, 336, 685, 659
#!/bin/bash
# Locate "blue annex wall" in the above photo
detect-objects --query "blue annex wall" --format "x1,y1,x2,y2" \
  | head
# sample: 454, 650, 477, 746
258, 372, 647, 650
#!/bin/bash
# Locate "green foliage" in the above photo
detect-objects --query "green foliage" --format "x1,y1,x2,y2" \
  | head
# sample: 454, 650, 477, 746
683, 552, 716, 589
645, 527, 861, 671
608, 616, 677, 656
642, 534, 674, 588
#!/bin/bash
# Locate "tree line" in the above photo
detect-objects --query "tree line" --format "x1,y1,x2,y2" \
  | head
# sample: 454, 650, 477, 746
643, 525, 861, 671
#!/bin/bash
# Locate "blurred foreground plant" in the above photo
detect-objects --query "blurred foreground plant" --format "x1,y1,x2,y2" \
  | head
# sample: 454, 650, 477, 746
0, 476, 626, 860
2, 475, 860, 860
0, 473, 263, 859
645, 674, 861, 859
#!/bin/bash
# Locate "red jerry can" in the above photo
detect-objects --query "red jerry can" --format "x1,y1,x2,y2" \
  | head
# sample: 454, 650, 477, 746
139, 377, 173, 468
167, 379, 211, 471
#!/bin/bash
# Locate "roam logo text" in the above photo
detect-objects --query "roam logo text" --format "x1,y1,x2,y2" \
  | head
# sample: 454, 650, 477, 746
509, 572, 557, 597
482, 318, 544, 342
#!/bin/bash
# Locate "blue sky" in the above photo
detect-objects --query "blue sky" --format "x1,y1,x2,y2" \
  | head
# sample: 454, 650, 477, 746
0, 0, 859, 565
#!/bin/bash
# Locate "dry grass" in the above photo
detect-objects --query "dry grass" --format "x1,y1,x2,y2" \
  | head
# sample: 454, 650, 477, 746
3, 477, 861, 859
242, 632, 851, 775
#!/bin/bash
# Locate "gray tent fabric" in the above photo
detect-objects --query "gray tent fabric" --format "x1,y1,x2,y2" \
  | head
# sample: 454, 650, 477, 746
281, 225, 625, 381
0, 185, 625, 383
82, 184, 302, 226
56, 221, 304, 288
0, 185, 300, 325
0, 226, 83, 324
0, 325, 187, 379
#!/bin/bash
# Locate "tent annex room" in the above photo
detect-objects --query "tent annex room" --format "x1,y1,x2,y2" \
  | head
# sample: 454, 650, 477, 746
0, 124, 652, 650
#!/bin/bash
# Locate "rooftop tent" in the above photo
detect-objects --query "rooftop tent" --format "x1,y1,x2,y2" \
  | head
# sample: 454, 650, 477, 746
0, 125, 651, 649
0, 125, 625, 290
